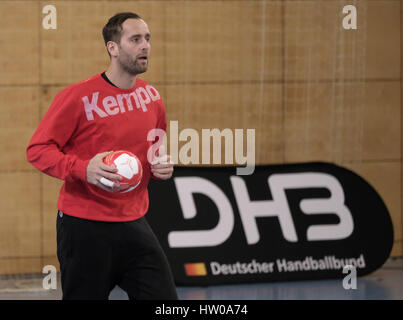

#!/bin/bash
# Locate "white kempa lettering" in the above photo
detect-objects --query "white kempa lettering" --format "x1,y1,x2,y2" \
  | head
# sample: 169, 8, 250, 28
82, 85, 159, 121
116, 94, 130, 112
103, 96, 119, 115
136, 87, 151, 112
129, 91, 141, 110
146, 84, 160, 101
83, 92, 108, 121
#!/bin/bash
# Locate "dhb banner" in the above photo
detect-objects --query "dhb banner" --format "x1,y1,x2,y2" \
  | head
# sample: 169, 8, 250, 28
146, 162, 394, 286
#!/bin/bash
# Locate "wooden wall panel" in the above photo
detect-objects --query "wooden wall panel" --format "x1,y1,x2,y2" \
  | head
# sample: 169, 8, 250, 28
41, 1, 166, 85
284, 82, 367, 163
284, 0, 368, 81
0, 1, 39, 85
41, 1, 110, 84
285, 0, 399, 81
0, 258, 42, 275
40, 85, 64, 118
366, 0, 400, 79
0, 172, 41, 262
285, 0, 336, 81
363, 82, 401, 161
165, 83, 283, 165
165, 0, 282, 83
0, 87, 40, 171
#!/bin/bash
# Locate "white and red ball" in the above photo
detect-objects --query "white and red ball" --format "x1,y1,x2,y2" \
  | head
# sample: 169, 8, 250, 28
103, 150, 143, 193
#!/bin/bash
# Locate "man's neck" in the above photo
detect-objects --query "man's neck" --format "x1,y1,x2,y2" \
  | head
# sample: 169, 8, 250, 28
104, 66, 137, 89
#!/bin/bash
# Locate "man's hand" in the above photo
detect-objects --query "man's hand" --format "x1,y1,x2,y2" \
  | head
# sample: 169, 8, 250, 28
86, 151, 122, 192
151, 145, 174, 180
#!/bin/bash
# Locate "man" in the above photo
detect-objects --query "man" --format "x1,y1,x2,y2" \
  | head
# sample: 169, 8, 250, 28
26, 12, 178, 300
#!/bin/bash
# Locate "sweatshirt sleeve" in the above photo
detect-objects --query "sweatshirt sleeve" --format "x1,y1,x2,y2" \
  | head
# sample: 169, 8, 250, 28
26, 88, 90, 183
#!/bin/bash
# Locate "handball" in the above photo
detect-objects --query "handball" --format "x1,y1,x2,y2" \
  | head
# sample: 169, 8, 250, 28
103, 150, 143, 193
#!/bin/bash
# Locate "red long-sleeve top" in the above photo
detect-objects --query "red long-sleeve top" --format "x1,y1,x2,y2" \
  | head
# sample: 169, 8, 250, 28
26, 73, 166, 222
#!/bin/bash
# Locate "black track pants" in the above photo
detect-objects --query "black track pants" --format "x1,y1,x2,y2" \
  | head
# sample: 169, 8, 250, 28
56, 210, 178, 300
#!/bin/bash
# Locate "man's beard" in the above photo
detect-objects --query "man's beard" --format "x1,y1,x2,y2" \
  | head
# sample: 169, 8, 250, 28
118, 50, 148, 76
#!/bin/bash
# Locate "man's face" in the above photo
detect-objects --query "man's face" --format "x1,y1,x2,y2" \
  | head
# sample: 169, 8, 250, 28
115, 18, 151, 75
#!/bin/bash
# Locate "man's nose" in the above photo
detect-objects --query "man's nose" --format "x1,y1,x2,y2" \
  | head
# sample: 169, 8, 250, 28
140, 39, 150, 51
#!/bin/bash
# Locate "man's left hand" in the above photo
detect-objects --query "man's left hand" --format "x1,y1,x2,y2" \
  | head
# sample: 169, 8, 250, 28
151, 146, 174, 180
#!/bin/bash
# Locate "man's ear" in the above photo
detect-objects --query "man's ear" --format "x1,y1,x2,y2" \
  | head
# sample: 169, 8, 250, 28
107, 41, 119, 57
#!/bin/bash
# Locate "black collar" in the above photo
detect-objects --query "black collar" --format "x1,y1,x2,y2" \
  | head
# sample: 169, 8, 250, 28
101, 72, 118, 87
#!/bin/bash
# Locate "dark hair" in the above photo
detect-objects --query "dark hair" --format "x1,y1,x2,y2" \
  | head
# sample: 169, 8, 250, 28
102, 12, 142, 56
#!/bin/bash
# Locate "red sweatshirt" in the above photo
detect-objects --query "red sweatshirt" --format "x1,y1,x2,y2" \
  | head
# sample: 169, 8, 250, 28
26, 73, 166, 222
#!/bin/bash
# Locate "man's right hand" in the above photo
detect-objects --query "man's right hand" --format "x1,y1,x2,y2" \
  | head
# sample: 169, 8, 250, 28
86, 151, 122, 192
